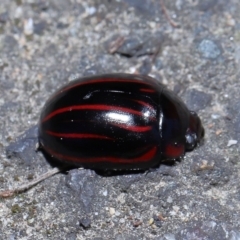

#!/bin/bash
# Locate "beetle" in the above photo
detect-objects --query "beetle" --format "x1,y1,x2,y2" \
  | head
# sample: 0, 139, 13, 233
0, 73, 205, 198
38, 73, 204, 170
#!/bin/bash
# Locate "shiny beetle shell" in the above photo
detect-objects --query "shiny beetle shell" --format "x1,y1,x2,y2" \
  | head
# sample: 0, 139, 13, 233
38, 73, 204, 170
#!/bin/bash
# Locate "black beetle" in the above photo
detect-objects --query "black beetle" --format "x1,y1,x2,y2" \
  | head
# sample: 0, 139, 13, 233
38, 73, 204, 170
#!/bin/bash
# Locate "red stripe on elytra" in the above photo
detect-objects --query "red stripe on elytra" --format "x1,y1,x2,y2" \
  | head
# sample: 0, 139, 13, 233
46, 131, 113, 140
44, 146, 157, 164
43, 104, 143, 122
139, 88, 156, 93
111, 123, 152, 132
133, 100, 155, 110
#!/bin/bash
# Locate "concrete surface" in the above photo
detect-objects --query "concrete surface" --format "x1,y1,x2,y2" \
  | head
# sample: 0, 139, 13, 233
0, 0, 240, 239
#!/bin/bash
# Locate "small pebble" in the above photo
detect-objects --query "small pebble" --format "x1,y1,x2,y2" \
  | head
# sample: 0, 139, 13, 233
109, 207, 115, 215
24, 18, 34, 35
102, 190, 108, 196
79, 217, 91, 229
149, 218, 154, 225
211, 114, 220, 119
198, 39, 221, 59
115, 211, 121, 216
28, 218, 34, 224
167, 196, 173, 203
119, 218, 125, 224
227, 140, 238, 147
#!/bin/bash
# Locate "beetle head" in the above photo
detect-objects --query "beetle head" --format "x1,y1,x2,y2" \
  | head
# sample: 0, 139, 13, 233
185, 111, 204, 150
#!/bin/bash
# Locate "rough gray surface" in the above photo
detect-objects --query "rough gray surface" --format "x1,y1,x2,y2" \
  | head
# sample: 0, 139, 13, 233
0, 0, 240, 239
